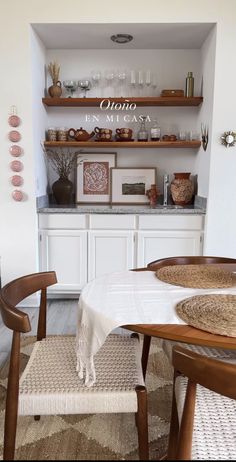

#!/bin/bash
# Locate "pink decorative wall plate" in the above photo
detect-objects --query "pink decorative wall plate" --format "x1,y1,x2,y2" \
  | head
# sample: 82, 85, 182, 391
8, 115, 21, 127
11, 175, 23, 187
8, 130, 21, 142
10, 160, 23, 172
9, 145, 22, 157
12, 190, 23, 201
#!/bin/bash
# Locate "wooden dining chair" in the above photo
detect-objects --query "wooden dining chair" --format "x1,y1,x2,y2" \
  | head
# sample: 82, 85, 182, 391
141, 256, 236, 377
0, 271, 149, 460
167, 345, 236, 460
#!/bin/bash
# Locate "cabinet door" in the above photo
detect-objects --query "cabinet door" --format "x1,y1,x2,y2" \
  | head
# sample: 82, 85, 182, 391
88, 231, 134, 280
39, 230, 87, 293
137, 230, 202, 268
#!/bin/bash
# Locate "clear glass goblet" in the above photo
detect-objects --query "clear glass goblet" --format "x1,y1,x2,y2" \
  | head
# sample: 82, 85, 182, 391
78, 79, 91, 98
63, 80, 78, 98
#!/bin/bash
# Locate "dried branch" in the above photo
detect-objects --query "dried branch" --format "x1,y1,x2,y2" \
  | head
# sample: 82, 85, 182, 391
42, 145, 82, 179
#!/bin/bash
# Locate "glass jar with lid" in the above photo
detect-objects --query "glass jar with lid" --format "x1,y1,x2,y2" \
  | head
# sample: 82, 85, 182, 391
137, 115, 148, 141
150, 119, 161, 141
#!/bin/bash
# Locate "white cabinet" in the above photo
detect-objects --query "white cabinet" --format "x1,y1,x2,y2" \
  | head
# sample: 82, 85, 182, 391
137, 215, 203, 267
38, 213, 204, 294
88, 230, 134, 280
88, 214, 135, 280
39, 214, 87, 293
39, 229, 87, 293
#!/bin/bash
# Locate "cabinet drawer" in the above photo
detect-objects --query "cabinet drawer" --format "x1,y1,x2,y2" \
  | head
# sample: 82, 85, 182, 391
89, 214, 136, 229
138, 215, 203, 230
38, 213, 87, 229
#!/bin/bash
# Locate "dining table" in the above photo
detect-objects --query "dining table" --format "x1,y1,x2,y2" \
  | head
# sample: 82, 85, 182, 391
76, 265, 236, 386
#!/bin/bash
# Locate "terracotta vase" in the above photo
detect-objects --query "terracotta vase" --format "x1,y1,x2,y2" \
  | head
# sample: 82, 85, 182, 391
52, 177, 73, 205
48, 81, 62, 98
170, 172, 194, 205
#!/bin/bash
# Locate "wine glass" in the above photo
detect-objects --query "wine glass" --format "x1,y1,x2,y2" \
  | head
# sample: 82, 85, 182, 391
117, 69, 127, 97
138, 70, 144, 97
151, 73, 158, 96
130, 70, 136, 97
63, 80, 78, 98
145, 70, 152, 96
91, 70, 101, 97
78, 79, 91, 98
105, 69, 115, 97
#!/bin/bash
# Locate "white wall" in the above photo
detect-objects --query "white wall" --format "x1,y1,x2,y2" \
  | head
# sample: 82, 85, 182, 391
0, 0, 236, 288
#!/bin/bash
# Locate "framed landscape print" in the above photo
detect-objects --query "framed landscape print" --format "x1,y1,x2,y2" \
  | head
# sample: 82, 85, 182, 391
76, 152, 117, 203
110, 167, 157, 204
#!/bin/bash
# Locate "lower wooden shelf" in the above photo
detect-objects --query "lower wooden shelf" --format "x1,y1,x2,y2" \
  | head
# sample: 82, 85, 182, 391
44, 140, 201, 149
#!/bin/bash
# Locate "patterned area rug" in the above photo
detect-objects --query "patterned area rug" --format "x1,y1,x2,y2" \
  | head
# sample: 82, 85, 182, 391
0, 336, 173, 460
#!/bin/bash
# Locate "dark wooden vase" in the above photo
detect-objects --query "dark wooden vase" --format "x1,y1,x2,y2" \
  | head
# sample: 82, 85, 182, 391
52, 177, 73, 205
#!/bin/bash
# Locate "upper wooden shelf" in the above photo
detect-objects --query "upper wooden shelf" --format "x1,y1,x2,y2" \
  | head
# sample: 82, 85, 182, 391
44, 140, 201, 149
42, 96, 203, 107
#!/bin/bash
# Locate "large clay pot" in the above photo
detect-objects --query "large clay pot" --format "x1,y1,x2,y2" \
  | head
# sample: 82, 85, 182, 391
48, 81, 62, 98
170, 172, 194, 205
52, 177, 73, 205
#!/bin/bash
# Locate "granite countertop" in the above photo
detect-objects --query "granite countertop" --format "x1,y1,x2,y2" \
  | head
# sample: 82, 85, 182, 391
37, 204, 206, 215
37, 195, 206, 215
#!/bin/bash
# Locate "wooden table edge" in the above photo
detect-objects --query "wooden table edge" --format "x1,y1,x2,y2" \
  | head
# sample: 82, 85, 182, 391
122, 324, 236, 350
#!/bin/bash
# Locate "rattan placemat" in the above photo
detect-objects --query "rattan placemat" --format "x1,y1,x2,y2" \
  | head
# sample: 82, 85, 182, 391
176, 294, 236, 337
156, 264, 235, 289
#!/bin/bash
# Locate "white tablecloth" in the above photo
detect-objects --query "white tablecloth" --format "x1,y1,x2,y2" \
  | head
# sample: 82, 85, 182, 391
76, 270, 236, 386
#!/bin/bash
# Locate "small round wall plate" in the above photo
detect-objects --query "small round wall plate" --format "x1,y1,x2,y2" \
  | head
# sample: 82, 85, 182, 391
9, 145, 23, 157
8, 115, 21, 127
11, 175, 23, 187
8, 130, 21, 142
10, 160, 23, 172
12, 190, 23, 201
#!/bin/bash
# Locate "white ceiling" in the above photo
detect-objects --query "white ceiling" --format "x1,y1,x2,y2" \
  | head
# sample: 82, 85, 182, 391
32, 23, 214, 49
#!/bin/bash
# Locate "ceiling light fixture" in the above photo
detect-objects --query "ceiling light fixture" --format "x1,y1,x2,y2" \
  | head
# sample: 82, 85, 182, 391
110, 34, 133, 44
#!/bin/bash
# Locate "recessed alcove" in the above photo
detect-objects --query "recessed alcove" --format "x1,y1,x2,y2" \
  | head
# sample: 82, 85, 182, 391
30, 22, 216, 200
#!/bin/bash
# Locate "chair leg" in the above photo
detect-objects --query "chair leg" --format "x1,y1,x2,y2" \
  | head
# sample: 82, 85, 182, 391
4, 332, 20, 460
167, 372, 180, 460
142, 335, 151, 379
136, 385, 149, 460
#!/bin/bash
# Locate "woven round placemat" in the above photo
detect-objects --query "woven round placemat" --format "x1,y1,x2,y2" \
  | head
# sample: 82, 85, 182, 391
156, 264, 235, 289
176, 294, 236, 337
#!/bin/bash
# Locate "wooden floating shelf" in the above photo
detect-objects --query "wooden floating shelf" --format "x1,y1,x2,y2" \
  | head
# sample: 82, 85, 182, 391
44, 140, 201, 149
42, 96, 203, 107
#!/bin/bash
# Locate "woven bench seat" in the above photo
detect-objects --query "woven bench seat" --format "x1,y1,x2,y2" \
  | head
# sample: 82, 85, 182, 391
175, 375, 236, 460
161, 339, 236, 365
19, 335, 144, 415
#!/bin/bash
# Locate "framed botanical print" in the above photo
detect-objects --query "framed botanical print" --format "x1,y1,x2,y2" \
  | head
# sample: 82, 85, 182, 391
76, 152, 117, 203
110, 167, 157, 204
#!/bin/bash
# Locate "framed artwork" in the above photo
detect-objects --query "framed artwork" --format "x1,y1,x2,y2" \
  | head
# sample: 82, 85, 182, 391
110, 167, 157, 204
76, 152, 117, 203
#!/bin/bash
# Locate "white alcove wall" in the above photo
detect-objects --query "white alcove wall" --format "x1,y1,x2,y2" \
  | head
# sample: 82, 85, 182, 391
30, 24, 216, 202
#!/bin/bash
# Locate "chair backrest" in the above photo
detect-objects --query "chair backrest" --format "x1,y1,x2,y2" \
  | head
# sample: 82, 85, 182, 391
0, 271, 57, 333
168, 345, 236, 459
147, 255, 236, 271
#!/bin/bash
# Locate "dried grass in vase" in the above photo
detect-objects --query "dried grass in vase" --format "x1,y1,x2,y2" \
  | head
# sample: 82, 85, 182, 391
48, 61, 60, 85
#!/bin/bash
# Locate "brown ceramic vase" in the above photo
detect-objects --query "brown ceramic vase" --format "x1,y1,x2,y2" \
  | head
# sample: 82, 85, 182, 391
52, 177, 73, 204
170, 172, 194, 205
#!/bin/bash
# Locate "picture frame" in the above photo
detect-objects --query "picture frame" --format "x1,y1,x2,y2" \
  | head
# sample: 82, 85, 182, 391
110, 167, 157, 204
76, 152, 117, 203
